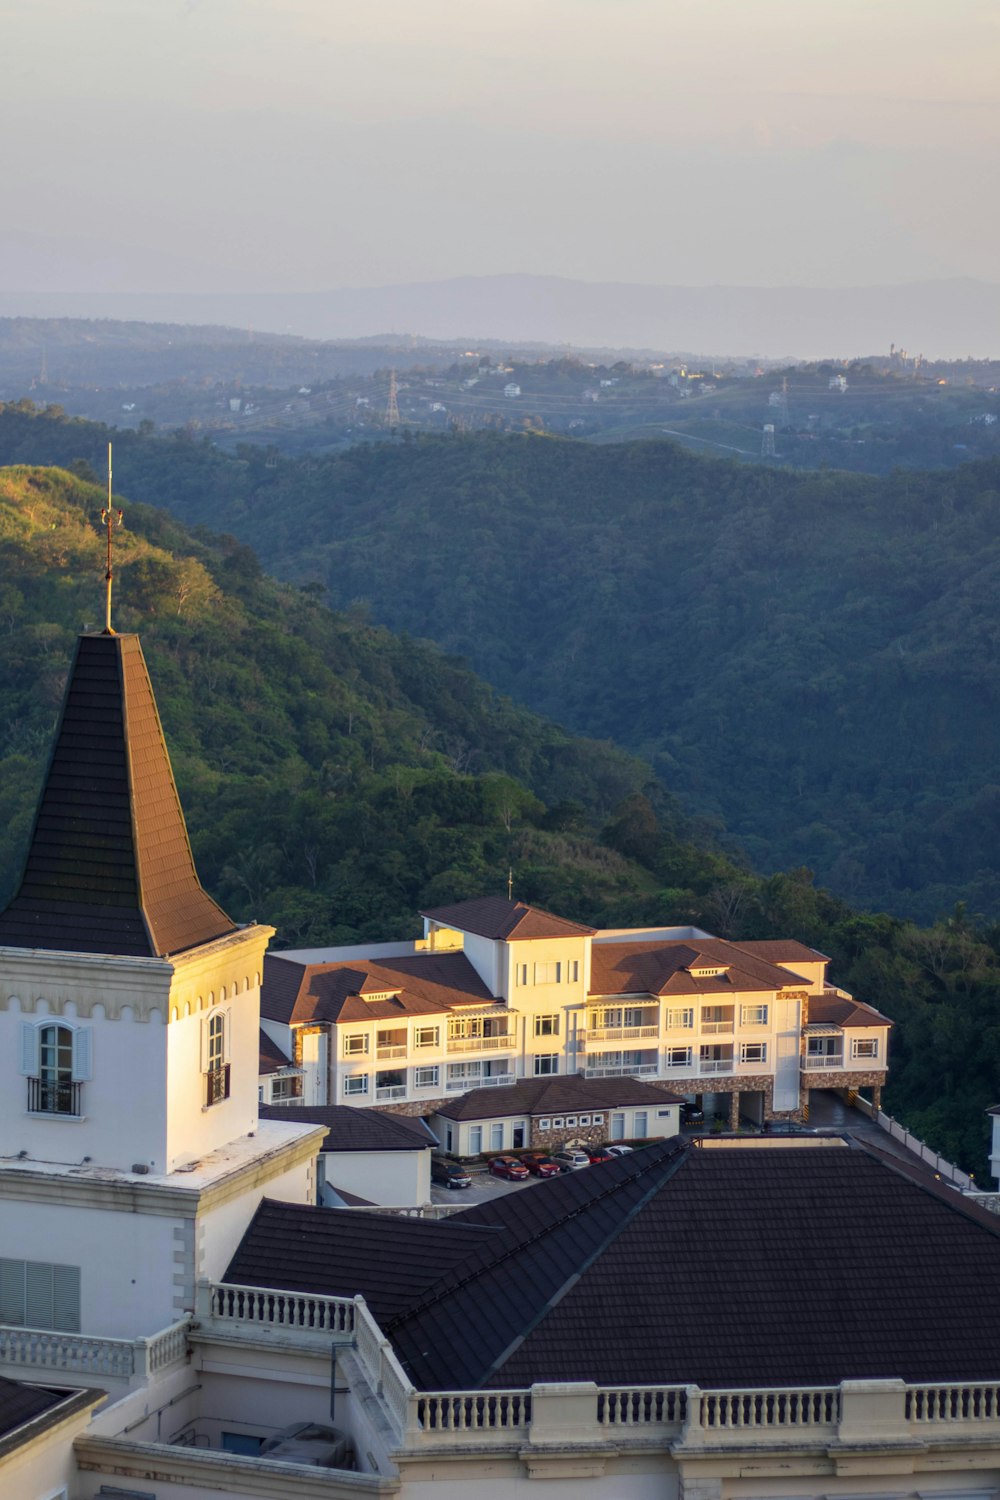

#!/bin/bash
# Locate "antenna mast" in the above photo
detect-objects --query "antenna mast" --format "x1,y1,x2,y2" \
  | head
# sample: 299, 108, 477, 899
101, 442, 123, 634
385, 368, 400, 429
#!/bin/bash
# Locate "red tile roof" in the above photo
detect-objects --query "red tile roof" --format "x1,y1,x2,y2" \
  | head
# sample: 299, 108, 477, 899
734, 939, 830, 964
434, 1073, 682, 1121
262, 949, 497, 1026
422, 896, 595, 941
590, 937, 808, 997
808, 994, 893, 1029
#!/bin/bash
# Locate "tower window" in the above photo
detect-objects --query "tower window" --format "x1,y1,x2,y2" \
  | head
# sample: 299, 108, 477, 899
20, 1021, 90, 1117
203, 1010, 231, 1107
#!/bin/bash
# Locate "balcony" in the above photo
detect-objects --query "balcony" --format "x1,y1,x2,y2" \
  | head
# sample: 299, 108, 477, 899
585, 1025, 659, 1042
701, 1020, 734, 1035
375, 1044, 407, 1060
446, 1072, 514, 1092
804, 1052, 843, 1070
375, 1084, 406, 1102
699, 1057, 734, 1075
447, 1034, 513, 1053
584, 1063, 659, 1079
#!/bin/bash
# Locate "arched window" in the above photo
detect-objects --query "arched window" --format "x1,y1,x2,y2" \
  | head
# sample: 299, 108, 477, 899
203, 1009, 231, 1106
21, 1021, 90, 1116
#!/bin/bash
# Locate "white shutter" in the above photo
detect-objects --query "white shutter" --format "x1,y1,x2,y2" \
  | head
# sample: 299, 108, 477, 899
25, 1262, 51, 1329
71, 1027, 92, 1082
19, 1022, 39, 1077
200, 1015, 211, 1071
0, 1259, 25, 1324
52, 1264, 81, 1332
222, 1009, 232, 1065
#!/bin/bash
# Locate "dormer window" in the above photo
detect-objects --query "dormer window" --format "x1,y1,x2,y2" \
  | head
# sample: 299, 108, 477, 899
20, 1021, 90, 1117
689, 964, 729, 978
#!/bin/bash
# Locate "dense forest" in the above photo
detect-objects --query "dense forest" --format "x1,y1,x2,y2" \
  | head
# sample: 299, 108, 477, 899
2, 405, 1000, 924
3, 463, 1000, 1182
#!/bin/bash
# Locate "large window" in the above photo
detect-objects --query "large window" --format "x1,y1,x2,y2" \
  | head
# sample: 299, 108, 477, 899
469, 1126, 483, 1154
740, 1042, 767, 1065
343, 1033, 369, 1056
666, 1008, 694, 1030
414, 1026, 439, 1048
20, 1021, 90, 1117
851, 1037, 879, 1059
0, 1257, 80, 1332
414, 1066, 440, 1089
490, 1122, 504, 1150
666, 1046, 693, 1068
534, 1015, 559, 1037
534, 1054, 559, 1076
344, 1075, 368, 1096
740, 1005, 769, 1027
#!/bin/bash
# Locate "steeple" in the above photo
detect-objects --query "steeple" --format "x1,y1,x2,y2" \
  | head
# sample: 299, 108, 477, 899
0, 632, 237, 957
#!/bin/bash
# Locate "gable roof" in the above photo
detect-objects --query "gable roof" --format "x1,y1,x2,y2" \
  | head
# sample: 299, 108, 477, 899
259, 1103, 435, 1152
590, 936, 807, 997
733, 939, 829, 965
422, 896, 595, 942
0, 633, 236, 957
259, 1030, 295, 1075
262, 949, 496, 1025
808, 994, 894, 1029
434, 1073, 682, 1121
225, 1137, 1000, 1394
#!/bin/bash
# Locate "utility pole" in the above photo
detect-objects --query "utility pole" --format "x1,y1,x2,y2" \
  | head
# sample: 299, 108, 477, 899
385, 369, 400, 429
761, 423, 776, 459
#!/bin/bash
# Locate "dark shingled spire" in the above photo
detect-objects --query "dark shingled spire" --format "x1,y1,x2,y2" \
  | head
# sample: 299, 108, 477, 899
0, 633, 237, 958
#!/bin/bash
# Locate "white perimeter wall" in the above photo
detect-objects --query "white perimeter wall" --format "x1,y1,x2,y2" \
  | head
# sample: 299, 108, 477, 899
321, 1148, 430, 1207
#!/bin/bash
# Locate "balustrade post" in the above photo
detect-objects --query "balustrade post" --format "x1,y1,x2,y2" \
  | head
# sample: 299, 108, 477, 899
837, 1379, 909, 1445
527, 1383, 599, 1446
132, 1340, 149, 1381
678, 1386, 704, 1446
195, 1279, 213, 1322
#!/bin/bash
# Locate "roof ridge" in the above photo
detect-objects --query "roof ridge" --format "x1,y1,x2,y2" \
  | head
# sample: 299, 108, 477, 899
384, 1138, 688, 1338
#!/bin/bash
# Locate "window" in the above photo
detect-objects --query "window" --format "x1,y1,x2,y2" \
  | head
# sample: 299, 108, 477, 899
578, 1115, 590, 1126
568, 960, 580, 983
538, 1118, 551, 1130
610, 1112, 625, 1140
851, 1037, 879, 1059
552, 1117, 564, 1128
204, 1011, 230, 1106
666, 1046, 693, 1068
592, 1114, 604, 1125
534, 1054, 559, 1076
20, 1022, 90, 1116
414, 1026, 439, 1048
343, 1033, 369, 1056
633, 1111, 649, 1137
270, 1075, 301, 1102
534, 1015, 559, 1037
469, 1126, 483, 1154
564, 1116, 577, 1127
0, 1257, 80, 1332
490, 1122, 504, 1150
516, 963, 528, 986
740, 1004, 769, 1026
740, 1042, 767, 1064
414, 1065, 440, 1089
445, 1125, 454, 1151
667, 1008, 694, 1030
344, 1075, 368, 1096
533, 961, 562, 985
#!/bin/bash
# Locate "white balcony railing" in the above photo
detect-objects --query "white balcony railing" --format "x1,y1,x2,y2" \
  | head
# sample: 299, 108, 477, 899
447, 1035, 513, 1053
376, 1084, 406, 1101
585, 1025, 659, 1042
0, 1316, 190, 1385
702, 1020, 734, 1035
376, 1044, 407, 1060
700, 1386, 840, 1431
803, 1053, 843, 1070
699, 1058, 734, 1075
446, 1072, 515, 1092
584, 1063, 659, 1079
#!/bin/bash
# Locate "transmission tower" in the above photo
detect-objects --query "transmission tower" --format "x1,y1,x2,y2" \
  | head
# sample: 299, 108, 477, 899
761, 423, 776, 459
385, 368, 400, 428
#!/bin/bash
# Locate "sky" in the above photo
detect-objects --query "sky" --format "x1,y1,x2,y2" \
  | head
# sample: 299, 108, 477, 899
2, 0, 998, 294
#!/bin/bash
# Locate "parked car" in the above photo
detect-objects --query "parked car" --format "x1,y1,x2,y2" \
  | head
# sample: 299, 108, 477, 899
551, 1148, 590, 1171
431, 1157, 472, 1189
520, 1152, 562, 1178
488, 1155, 530, 1181
604, 1143, 633, 1157
681, 1103, 704, 1125
585, 1146, 616, 1165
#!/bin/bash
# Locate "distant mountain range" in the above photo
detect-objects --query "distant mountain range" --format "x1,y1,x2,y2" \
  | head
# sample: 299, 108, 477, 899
0, 269, 997, 360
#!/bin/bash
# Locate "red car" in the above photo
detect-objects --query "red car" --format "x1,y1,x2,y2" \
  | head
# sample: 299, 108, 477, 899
586, 1147, 616, 1165
520, 1153, 562, 1178
488, 1155, 530, 1181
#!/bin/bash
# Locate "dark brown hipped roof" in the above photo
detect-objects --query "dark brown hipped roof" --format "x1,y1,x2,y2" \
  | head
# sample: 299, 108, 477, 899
0, 632, 237, 958
422, 896, 596, 941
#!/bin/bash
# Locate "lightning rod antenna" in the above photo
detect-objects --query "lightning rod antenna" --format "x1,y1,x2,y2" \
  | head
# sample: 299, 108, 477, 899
101, 442, 123, 634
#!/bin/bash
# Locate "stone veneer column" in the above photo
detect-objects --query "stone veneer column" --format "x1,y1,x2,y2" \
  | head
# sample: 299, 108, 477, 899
729, 1090, 740, 1129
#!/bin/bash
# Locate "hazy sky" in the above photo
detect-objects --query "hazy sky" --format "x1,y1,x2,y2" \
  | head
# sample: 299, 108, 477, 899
3, 0, 998, 292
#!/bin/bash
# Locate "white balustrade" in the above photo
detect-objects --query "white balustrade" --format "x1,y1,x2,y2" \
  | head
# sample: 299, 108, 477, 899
700, 1386, 839, 1429
208, 1282, 355, 1335
907, 1383, 1000, 1422
447, 1035, 513, 1052
598, 1386, 687, 1426
803, 1053, 843, 1070
701, 1021, 734, 1035
584, 1063, 659, 1078
415, 1389, 532, 1432
375, 1085, 407, 1101
0, 1325, 136, 1378
586, 1026, 659, 1042
699, 1058, 734, 1075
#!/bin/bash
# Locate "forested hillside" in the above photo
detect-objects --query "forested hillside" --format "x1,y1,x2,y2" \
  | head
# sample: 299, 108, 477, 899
3, 463, 1000, 1182
2, 404, 1000, 922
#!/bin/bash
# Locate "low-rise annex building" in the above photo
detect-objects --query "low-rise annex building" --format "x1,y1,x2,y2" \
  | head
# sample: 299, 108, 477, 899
261, 1103, 436, 1207
260, 896, 892, 1130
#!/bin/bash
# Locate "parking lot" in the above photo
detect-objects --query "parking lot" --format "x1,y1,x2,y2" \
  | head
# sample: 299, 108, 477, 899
430, 1165, 549, 1206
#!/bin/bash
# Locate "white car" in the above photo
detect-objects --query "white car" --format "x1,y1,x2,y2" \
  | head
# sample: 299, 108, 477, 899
552, 1148, 590, 1171
605, 1144, 633, 1157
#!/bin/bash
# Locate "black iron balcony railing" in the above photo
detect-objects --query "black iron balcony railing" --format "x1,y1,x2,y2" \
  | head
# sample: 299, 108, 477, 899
27, 1077, 82, 1116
